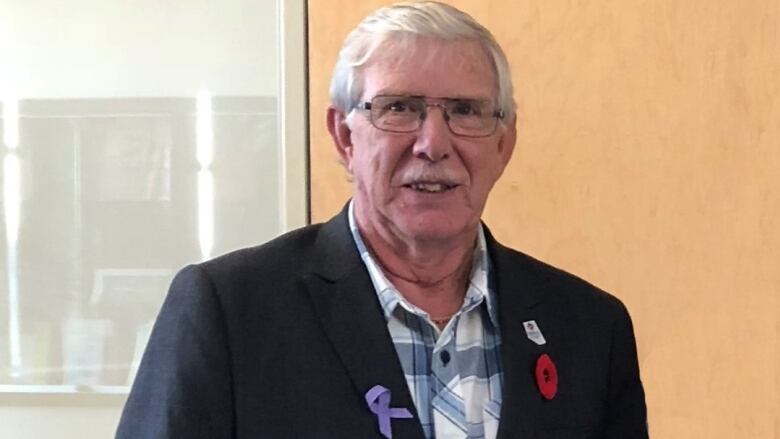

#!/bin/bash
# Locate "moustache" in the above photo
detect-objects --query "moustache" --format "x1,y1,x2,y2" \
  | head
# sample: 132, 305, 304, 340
397, 166, 464, 186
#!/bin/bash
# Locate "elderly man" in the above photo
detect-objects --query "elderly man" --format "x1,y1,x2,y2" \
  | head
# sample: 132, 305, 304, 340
116, 2, 648, 439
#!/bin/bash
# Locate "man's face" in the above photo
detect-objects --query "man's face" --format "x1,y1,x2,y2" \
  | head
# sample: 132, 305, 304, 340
332, 38, 516, 243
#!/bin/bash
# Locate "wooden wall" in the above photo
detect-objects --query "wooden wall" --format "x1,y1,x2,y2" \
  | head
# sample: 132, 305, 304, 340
308, 1, 780, 437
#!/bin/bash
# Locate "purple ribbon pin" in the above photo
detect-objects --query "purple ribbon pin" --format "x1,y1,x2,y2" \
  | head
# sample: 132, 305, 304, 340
365, 385, 413, 439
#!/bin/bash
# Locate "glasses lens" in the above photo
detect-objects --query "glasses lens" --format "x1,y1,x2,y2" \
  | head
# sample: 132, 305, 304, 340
445, 99, 497, 137
370, 96, 424, 132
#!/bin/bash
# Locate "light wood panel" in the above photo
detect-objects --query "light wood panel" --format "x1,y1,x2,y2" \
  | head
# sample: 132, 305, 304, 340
308, 1, 780, 437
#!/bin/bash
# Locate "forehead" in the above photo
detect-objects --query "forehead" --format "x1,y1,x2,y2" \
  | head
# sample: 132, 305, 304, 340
360, 37, 496, 100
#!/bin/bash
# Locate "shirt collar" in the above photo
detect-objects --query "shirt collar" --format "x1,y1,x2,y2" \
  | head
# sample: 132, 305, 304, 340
347, 200, 499, 327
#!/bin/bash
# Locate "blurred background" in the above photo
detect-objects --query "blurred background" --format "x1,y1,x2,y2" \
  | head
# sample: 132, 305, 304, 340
1, 0, 778, 438
0, 0, 306, 437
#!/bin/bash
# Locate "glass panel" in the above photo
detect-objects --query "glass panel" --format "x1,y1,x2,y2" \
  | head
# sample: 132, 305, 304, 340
0, 0, 297, 392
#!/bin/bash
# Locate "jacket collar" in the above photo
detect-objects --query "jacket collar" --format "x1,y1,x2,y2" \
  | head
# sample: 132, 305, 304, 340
486, 229, 552, 438
303, 204, 426, 438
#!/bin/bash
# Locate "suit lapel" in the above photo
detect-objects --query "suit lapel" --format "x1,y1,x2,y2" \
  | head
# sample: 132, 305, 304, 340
487, 230, 550, 439
303, 208, 425, 439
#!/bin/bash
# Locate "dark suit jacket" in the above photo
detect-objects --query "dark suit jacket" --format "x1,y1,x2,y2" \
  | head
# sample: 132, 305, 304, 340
116, 208, 648, 439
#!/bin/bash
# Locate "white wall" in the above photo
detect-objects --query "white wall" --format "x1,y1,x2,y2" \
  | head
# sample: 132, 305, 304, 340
0, 1, 307, 438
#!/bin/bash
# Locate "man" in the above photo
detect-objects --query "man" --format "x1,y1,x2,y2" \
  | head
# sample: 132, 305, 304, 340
116, 2, 648, 438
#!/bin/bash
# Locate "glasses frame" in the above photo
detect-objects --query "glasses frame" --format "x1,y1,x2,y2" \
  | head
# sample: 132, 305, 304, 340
354, 94, 505, 138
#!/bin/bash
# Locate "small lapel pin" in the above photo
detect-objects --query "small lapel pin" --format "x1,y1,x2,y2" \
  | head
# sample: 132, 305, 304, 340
523, 320, 547, 345
365, 385, 413, 438
535, 353, 558, 400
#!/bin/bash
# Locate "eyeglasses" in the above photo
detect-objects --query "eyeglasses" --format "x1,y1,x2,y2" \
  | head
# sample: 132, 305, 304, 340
354, 95, 505, 138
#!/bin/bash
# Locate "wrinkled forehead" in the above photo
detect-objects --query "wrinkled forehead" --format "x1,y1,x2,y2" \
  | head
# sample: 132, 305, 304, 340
358, 36, 498, 100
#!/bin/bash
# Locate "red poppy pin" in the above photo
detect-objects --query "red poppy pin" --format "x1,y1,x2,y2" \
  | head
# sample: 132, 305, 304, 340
535, 353, 558, 400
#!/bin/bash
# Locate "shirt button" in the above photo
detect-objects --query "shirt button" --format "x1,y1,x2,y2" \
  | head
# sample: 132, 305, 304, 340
440, 350, 451, 365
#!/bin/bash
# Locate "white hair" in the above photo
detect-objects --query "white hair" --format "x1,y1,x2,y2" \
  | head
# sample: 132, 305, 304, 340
329, 1, 516, 119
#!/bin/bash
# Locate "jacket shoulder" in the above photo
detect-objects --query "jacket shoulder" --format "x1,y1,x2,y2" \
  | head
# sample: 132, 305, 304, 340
210, 223, 322, 269
179, 223, 330, 294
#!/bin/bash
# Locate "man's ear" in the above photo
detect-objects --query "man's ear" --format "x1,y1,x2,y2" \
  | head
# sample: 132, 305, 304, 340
327, 106, 354, 171
497, 114, 517, 168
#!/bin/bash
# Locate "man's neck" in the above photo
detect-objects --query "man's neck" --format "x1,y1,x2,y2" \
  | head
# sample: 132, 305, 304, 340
356, 213, 477, 319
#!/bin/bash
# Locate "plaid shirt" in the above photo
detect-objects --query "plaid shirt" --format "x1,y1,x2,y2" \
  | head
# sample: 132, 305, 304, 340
348, 202, 503, 439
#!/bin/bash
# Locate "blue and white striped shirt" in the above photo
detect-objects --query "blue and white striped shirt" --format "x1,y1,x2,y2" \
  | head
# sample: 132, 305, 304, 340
348, 202, 503, 439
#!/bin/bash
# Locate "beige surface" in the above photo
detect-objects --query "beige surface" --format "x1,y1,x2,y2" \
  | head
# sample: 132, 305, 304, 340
309, 1, 780, 437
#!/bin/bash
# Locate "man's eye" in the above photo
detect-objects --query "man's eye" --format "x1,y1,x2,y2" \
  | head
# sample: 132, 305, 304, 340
451, 101, 481, 116
385, 100, 415, 112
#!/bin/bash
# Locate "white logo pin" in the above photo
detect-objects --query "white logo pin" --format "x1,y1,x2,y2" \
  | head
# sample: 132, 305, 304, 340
523, 320, 546, 345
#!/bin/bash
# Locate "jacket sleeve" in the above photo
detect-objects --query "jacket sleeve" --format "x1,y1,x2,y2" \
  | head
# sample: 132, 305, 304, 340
603, 302, 649, 439
115, 264, 235, 439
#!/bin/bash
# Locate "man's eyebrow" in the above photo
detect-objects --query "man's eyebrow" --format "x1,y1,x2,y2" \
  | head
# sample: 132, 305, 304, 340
446, 96, 492, 102
372, 90, 493, 101
373, 89, 420, 96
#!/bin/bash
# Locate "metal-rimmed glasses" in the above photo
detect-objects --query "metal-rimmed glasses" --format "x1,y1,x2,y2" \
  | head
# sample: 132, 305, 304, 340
354, 95, 505, 138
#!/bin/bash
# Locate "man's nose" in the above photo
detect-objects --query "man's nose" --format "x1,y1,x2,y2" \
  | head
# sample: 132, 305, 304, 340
412, 106, 453, 162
